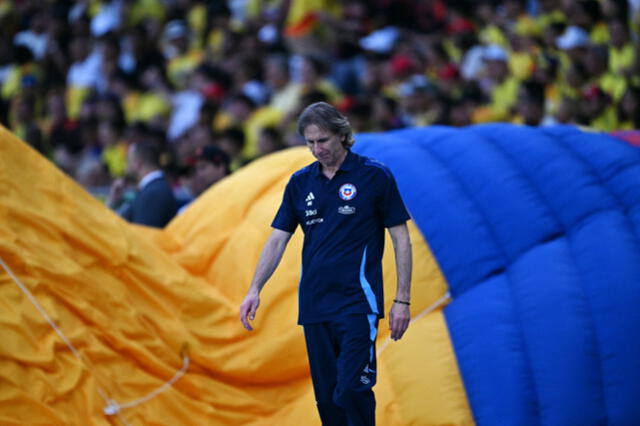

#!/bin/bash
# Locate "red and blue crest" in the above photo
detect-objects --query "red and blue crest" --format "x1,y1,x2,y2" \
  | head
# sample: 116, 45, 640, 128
338, 183, 357, 200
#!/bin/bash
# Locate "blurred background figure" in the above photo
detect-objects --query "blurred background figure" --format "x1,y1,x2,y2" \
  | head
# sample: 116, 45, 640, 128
107, 141, 177, 228
618, 86, 640, 130
178, 144, 230, 214
43, 88, 83, 175
516, 80, 547, 126
10, 93, 48, 156
257, 126, 286, 157
581, 85, 618, 131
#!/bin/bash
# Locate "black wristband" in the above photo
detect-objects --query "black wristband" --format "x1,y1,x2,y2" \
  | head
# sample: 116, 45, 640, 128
393, 299, 410, 306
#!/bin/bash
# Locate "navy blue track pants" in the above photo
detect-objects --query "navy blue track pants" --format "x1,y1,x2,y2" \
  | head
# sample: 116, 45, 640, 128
303, 314, 379, 426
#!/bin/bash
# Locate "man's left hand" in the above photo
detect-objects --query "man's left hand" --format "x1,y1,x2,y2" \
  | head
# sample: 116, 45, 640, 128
389, 302, 410, 340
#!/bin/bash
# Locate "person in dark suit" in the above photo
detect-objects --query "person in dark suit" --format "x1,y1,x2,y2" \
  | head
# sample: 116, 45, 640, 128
107, 141, 178, 227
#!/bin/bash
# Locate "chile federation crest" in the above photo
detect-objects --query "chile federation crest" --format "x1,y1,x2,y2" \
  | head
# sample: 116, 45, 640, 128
338, 183, 357, 200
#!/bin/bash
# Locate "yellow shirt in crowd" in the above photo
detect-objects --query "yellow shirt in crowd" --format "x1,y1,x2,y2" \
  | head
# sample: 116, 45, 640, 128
590, 106, 618, 132
167, 49, 204, 90
609, 43, 635, 75
102, 142, 128, 178
490, 76, 520, 121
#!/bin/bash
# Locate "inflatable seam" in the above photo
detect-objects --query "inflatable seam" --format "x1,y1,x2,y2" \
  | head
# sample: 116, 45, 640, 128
420, 136, 542, 424
551, 131, 640, 241
477, 128, 609, 424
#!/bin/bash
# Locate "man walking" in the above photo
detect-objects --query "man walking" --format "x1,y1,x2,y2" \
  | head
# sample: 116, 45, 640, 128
240, 102, 412, 425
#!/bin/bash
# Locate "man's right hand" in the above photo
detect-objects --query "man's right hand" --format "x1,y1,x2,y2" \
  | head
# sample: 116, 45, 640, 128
240, 292, 260, 331
107, 177, 127, 208
239, 229, 292, 331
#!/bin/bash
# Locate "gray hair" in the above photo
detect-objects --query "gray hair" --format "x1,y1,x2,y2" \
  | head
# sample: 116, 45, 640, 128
297, 102, 355, 149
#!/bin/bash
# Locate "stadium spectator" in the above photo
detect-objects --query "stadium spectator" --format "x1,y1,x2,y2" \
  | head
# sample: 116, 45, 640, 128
257, 126, 286, 157
107, 141, 178, 227
0, 0, 636, 202
516, 80, 547, 126
162, 20, 203, 91
66, 37, 101, 119
370, 96, 407, 132
264, 53, 300, 116
2, 45, 39, 102
13, 9, 49, 61
178, 144, 230, 214
481, 44, 519, 121
11, 93, 47, 156
582, 85, 618, 131
618, 86, 640, 129
584, 46, 627, 101
608, 17, 636, 76
556, 25, 590, 77
44, 88, 83, 174
217, 127, 246, 171
568, 0, 609, 44
315, 0, 369, 96
98, 119, 127, 179
398, 75, 441, 127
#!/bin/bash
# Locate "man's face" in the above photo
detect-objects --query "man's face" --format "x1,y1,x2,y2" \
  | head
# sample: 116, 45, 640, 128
303, 124, 346, 167
191, 160, 226, 195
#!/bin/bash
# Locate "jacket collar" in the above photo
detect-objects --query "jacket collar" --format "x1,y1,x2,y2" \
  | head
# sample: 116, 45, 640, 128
138, 170, 164, 190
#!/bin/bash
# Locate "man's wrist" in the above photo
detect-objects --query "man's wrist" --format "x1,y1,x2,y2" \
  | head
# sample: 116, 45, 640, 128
247, 286, 261, 297
393, 298, 410, 306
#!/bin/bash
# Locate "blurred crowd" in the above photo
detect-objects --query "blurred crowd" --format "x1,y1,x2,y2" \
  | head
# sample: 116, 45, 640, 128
1, 0, 639, 206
